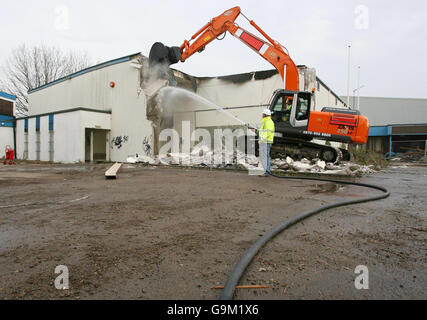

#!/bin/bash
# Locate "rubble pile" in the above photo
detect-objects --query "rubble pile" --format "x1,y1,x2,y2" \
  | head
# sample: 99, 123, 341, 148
127, 149, 377, 176
126, 154, 156, 165
270, 157, 376, 175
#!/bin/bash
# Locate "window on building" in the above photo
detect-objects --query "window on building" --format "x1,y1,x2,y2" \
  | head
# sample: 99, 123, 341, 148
36, 118, 40, 160
24, 118, 28, 159
317, 81, 320, 91
24, 134, 28, 160
49, 114, 54, 161
49, 114, 54, 131
0, 98, 13, 116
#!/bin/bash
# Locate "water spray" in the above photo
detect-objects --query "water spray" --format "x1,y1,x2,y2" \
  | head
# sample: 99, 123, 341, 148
157, 86, 252, 128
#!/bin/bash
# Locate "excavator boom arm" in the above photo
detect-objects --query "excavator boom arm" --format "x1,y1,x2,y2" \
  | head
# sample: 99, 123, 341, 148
178, 6, 300, 91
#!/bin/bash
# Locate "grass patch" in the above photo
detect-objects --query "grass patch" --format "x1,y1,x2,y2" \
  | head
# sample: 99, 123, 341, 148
351, 148, 388, 169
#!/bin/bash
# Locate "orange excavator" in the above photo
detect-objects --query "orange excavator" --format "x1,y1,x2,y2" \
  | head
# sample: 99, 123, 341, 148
149, 6, 369, 162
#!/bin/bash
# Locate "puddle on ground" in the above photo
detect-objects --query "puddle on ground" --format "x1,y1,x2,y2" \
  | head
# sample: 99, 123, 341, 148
0, 227, 24, 251
309, 183, 345, 194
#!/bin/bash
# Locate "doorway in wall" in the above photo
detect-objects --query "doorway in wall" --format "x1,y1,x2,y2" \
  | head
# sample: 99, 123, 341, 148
85, 129, 109, 162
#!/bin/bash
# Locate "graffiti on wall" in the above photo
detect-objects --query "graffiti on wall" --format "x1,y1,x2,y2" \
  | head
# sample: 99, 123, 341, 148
143, 135, 152, 156
111, 136, 129, 149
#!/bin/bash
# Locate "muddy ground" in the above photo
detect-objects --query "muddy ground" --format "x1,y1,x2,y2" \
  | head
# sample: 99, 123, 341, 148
0, 162, 425, 300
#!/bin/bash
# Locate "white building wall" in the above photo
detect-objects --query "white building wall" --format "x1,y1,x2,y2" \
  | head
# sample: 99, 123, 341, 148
196, 75, 282, 109
0, 127, 14, 155
40, 116, 50, 162
16, 110, 112, 163
28, 118, 36, 160
28, 58, 153, 162
109, 80, 151, 161
195, 107, 264, 128
193, 73, 345, 129
191, 75, 281, 131
315, 84, 345, 109
81, 111, 111, 129
28, 62, 128, 115
16, 120, 25, 159
54, 112, 82, 163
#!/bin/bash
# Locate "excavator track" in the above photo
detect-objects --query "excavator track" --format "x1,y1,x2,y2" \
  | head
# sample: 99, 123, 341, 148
270, 137, 348, 164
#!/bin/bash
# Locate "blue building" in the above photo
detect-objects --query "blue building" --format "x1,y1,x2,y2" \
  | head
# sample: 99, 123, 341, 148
343, 96, 427, 157
0, 91, 16, 157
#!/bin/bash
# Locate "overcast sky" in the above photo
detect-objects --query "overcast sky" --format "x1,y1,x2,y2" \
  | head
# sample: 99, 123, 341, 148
1, 0, 426, 99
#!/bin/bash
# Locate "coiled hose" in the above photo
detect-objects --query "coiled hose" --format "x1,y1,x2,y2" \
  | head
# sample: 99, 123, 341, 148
220, 173, 390, 300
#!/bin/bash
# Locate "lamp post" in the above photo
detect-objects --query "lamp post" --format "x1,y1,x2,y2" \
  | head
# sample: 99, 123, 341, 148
346, 45, 351, 108
357, 66, 361, 110
352, 85, 364, 110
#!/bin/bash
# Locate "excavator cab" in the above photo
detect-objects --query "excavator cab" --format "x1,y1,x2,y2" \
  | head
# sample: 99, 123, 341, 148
270, 90, 312, 136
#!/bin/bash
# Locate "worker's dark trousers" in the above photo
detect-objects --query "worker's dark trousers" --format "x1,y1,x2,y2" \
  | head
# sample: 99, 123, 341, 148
259, 143, 272, 175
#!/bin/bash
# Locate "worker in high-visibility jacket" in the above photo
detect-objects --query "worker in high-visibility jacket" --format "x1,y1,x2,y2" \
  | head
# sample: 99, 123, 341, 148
257, 109, 275, 177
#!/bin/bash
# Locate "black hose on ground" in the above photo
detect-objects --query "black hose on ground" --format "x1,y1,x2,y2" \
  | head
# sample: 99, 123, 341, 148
220, 173, 390, 300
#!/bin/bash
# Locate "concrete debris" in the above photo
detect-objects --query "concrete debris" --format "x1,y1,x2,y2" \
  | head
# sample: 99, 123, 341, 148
125, 150, 377, 176
126, 155, 156, 165
271, 157, 376, 175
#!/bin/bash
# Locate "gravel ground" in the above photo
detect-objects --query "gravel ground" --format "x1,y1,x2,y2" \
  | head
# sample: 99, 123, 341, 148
0, 162, 425, 300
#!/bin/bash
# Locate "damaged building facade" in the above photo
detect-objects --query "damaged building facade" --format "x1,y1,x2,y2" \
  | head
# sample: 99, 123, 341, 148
15, 53, 345, 163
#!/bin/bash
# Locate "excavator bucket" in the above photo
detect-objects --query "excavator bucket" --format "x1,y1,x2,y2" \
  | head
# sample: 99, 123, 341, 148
149, 42, 181, 67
